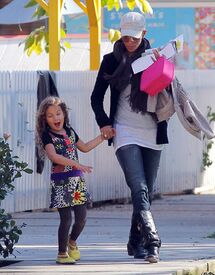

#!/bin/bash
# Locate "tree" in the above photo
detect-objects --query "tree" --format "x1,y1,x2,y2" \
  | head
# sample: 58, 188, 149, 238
23, 0, 153, 70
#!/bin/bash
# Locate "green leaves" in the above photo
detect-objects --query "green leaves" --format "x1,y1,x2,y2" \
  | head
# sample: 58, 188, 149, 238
102, 0, 123, 11
102, 0, 153, 14
24, 168, 34, 174
0, 138, 33, 201
135, 0, 153, 14
22, 26, 71, 56
61, 29, 72, 51
108, 29, 121, 43
20, 26, 47, 56
207, 106, 215, 124
103, 0, 153, 43
22, 1, 71, 56
32, 5, 47, 19
202, 106, 215, 171
63, 41, 72, 49
0, 137, 32, 258
25, 0, 47, 19
126, 0, 136, 10
0, 209, 24, 258
24, 0, 37, 8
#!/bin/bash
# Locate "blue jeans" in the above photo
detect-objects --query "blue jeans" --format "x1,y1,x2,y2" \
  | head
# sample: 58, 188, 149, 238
116, 144, 161, 213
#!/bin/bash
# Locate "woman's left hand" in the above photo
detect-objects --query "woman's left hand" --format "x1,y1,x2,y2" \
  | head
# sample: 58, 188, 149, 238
100, 125, 116, 140
152, 49, 160, 60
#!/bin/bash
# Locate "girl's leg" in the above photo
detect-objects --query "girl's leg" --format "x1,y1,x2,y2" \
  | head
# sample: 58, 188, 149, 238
68, 204, 87, 261
58, 206, 72, 254
70, 203, 87, 242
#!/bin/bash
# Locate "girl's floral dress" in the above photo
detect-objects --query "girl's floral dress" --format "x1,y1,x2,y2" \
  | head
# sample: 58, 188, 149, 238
42, 126, 90, 209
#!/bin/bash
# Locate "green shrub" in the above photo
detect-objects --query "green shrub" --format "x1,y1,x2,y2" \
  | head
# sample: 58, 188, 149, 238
202, 106, 215, 171
0, 135, 33, 258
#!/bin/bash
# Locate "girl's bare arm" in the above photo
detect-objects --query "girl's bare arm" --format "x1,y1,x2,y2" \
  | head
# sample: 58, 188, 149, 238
45, 143, 92, 173
77, 134, 104, 153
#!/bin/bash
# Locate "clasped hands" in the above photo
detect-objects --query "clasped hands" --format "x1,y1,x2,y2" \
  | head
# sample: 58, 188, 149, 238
100, 125, 116, 140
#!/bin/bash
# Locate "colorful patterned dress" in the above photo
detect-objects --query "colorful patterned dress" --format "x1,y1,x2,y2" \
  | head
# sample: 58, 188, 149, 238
42, 126, 89, 209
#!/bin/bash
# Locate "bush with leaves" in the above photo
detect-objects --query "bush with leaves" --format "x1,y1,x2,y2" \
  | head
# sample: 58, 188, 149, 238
0, 135, 33, 258
202, 107, 215, 171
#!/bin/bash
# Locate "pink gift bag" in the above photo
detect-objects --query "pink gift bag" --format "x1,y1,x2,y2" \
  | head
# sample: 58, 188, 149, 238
140, 56, 175, 96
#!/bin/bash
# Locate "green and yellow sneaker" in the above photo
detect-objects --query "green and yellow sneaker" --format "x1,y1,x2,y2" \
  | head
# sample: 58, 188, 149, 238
56, 253, 76, 264
68, 243, 81, 261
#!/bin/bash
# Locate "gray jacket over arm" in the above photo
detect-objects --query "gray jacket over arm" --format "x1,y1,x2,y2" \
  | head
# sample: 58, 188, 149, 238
147, 77, 214, 140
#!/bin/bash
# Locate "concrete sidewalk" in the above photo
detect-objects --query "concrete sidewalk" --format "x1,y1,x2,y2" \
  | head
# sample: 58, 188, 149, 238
1, 194, 215, 275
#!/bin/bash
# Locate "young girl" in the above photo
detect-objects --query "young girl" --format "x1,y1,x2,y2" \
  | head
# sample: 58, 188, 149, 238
36, 96, 104, 264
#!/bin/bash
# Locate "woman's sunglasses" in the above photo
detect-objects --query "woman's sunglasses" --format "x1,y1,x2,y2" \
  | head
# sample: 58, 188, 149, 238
121, 36, 141, 43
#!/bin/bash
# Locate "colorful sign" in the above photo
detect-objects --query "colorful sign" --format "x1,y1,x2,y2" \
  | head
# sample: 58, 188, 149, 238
64, 7, 214, 70
195, 8, 215, 69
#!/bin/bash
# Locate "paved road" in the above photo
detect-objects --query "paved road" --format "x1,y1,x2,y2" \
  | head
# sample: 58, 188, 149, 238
1, 194, 215, 275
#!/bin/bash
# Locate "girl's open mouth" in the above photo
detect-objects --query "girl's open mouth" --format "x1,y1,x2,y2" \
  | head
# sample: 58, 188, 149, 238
54, 122, 61, 128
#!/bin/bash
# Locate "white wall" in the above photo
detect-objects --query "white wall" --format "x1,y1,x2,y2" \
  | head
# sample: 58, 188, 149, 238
0, 70, 215, 213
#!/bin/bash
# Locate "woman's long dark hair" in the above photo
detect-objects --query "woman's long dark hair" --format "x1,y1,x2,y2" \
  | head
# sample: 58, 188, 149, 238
105, 38, 151, 113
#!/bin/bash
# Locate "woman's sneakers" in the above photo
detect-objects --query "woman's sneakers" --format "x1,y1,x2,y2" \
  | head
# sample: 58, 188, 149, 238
56, 253, 76, 264
68, 243, 81, 261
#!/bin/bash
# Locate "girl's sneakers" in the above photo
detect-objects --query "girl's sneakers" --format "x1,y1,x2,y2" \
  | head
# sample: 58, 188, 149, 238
68, 243, 81, 261
56, 253, 76, 264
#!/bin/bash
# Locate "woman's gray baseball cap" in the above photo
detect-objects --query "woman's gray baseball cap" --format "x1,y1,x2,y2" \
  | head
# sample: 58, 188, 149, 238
120, 12, 146, 38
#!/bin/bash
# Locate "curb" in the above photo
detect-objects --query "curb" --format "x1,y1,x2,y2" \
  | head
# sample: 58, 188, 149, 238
172, 260, 215, 275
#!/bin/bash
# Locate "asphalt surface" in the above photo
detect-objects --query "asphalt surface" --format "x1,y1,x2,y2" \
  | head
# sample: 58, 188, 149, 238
1, 194, 215, 275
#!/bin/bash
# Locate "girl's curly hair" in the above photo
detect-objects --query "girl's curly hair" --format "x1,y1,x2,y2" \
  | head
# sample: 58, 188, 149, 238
35, 96, 70, 157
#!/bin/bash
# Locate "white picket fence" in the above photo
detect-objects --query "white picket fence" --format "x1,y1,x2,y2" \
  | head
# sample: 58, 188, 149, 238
0, 70, 215, 213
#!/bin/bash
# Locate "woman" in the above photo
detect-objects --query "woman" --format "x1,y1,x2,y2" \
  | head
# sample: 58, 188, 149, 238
91, 12, 167, 263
